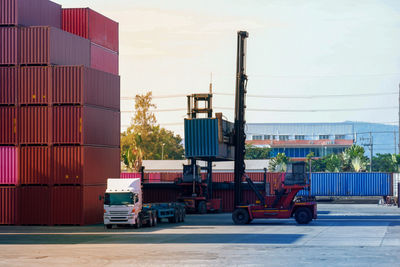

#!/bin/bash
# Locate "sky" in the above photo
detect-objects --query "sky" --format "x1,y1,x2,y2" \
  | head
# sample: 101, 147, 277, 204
57, 0, 400, 136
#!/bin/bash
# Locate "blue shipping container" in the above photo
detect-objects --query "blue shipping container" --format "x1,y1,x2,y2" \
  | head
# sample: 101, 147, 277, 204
298, 172, 392, 196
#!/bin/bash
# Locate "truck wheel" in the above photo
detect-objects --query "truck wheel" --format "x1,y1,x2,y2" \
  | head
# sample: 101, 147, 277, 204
135, 215, 142, 228
182, 209, 186, 222
152, 214, 158, 227
147, 214, 153, 227
106, 224, 112, 229
198, 201, 207, 214
295, 207, 312, 224
232, 208, 249, 225
168, 210, 178, 223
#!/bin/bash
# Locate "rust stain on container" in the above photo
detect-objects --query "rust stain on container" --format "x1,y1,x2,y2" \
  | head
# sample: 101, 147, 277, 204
62, 8, 119, 52
0, 67, 18, 105
20, 185, 50, 225
53, 146, 120, 185
19, 106, 50, 144
19, 146, 51, 185
20, 26, 90, 66
0, 106, 18, 145
0, 27, 19, 65
0, 186, 19, 224
90, 43, 118, 75
19, 66, 51, 105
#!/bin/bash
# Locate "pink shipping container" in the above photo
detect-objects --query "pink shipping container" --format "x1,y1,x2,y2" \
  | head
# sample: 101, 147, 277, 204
91, 43, 118, 75
62, 8, 119, 52
0, 186, 19, 224
19, 106, 50, 144
0, 67, 18, 104
53, 146, 120, 185
20, 185, 50, 225
19, 146, 51, 185
52, 106, 120, 146
20, 26, 90, 66
19, 66, 51, 105
120, 173, 141, 179
51, 185, 106, 225
0, 106, 18, 145
0, 0, 61, 27
0, 146, 18, 185
52, 66, 120, 110
0, 27, 19, 65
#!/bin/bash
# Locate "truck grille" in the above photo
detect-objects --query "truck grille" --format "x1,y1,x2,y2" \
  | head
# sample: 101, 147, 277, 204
110, 217, 128, 221
110, 211, 129, 216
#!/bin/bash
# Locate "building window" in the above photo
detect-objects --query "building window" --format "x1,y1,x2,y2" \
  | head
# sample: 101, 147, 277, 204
335, 135, 345, 140
264, 135, 270, 140
279, 135, 289, 141
319, 135, 329, 140
295, 135, 305, 140
252, 135, 263, 140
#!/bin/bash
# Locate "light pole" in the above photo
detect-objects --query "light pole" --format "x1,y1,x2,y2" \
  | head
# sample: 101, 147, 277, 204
161, 143, 165, 160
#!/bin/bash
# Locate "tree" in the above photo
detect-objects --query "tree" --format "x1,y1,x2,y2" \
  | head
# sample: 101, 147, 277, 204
268, 153, 290, 172
245, 144, 271, 159
341, 145, 368, 172
372, 153, 397, 172
121, 92, 184, 171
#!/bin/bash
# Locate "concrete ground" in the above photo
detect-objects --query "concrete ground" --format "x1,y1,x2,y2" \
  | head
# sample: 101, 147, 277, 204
0, 204, 400, 266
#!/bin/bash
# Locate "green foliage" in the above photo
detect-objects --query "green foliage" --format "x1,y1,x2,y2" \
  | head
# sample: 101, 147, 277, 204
268, 153, 290, 172
121, 92, 184, 171
245, 144, 271, 159
372, 153, 397, 172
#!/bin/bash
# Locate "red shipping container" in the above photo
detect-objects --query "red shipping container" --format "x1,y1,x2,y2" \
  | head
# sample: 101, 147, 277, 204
91, 43, 118, 75
0, 0, 61, 27
0, 146, 18, 185
53, 146, 120, 185
213, 189, 234, 212
62, 8, 119, 52
142, 187, 179, 204
0, 27, 19, 65
19, 146, 51, 185
0, 186, 19, 224
20, 185, 50, 225
52, 106, 120, 146
19, 66, 51, 105
20, 26, 90, 66
19, 106, 50, 144
52, 66, 120, 110
0, 106, 18, 145
51, 185, 106, 225
0, 67, 18, 105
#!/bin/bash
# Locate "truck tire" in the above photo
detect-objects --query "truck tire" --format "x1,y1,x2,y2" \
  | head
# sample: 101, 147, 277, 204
295, 207, 312, 224
147, 213, 153, 227
106, 224, 112, 229
198, 201, 207, 214
135, 215, 143, 228
168, 210, 178, 223
232, 208, 250, 225
181, 208, 186, 222
152, 214, 157, 227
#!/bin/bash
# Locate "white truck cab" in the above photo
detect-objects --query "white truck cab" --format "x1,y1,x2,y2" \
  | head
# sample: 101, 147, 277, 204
104, 178, 142, 229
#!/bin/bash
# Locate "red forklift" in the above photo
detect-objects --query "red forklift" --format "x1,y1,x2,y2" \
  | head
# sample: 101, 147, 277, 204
231, 31, 317, 224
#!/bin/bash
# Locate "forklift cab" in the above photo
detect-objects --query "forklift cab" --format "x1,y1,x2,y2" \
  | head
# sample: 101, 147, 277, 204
284, 162, 307, 186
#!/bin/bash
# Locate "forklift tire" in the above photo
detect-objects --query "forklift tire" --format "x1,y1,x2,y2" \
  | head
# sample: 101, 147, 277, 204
232, 208, 250, 225
106, 224, 112, 229
295, 207, 312, 224
198, 201, 207, 214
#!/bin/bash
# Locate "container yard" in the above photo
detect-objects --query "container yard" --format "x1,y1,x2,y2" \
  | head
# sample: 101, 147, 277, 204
1, 0, 400, 266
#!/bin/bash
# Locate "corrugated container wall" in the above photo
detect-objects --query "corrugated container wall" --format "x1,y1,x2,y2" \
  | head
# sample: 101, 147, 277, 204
19, 106, 50, 144
0, 67, 17, 105
393, 173, 400, 197
0, 106, 18, 145
62, 8, 119, 52
19, 66, 51, 105
0, 0, 61, 27
19, 146, 51, 185
20, 186, 50, 225
185, 118, 218, 158
52, 66, 120, 110
90, 43, 118, 75
0, 146, 18, 185
0, 186, 19, 224
52, 106, 120, 146
20, 26, 90, 66
53, 146, 120, 185
0, 27, 19, 65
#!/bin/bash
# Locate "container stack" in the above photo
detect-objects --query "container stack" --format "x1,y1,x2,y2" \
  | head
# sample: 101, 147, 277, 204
0, 0, 120, 225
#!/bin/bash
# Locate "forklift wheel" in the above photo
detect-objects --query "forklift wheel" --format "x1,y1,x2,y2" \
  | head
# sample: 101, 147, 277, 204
198, 201, 207, 214
295, 207, 312, 224
232, 209, 250, 225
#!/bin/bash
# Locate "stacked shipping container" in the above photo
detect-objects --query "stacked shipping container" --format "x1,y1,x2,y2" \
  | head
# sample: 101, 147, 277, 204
0, 0, 120, 225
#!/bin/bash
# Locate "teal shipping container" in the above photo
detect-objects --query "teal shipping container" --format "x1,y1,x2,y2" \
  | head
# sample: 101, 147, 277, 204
184, 118, 234, 160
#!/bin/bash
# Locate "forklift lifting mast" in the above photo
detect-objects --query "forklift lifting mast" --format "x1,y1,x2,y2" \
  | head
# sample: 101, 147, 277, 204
232, 31, 317, 224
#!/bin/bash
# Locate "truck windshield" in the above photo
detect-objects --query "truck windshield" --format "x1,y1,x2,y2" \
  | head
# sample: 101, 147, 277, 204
104, 193, 135, 205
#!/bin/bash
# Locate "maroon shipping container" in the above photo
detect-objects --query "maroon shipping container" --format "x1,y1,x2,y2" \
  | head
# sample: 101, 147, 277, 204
0, 27, 19, 65
20, 185, 50, 225
213, 189, 234, 212
19, 106, 50, 144
19, 66, 51, 105
52, 66, 120, 110
19, 146, 51, 185
0, 106, 18, 145
142, 187, 179, 204
52, 106, 120, 146
53, 146, 120, 185
62, 8, 119, 52
20, 26, 90, 66
51, 185, 106, 225
160, 172, 182, 182
91, 43, 118, 75
0, 186, 19, 224
0, 0, 61, 27
0, 67, 18, 105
